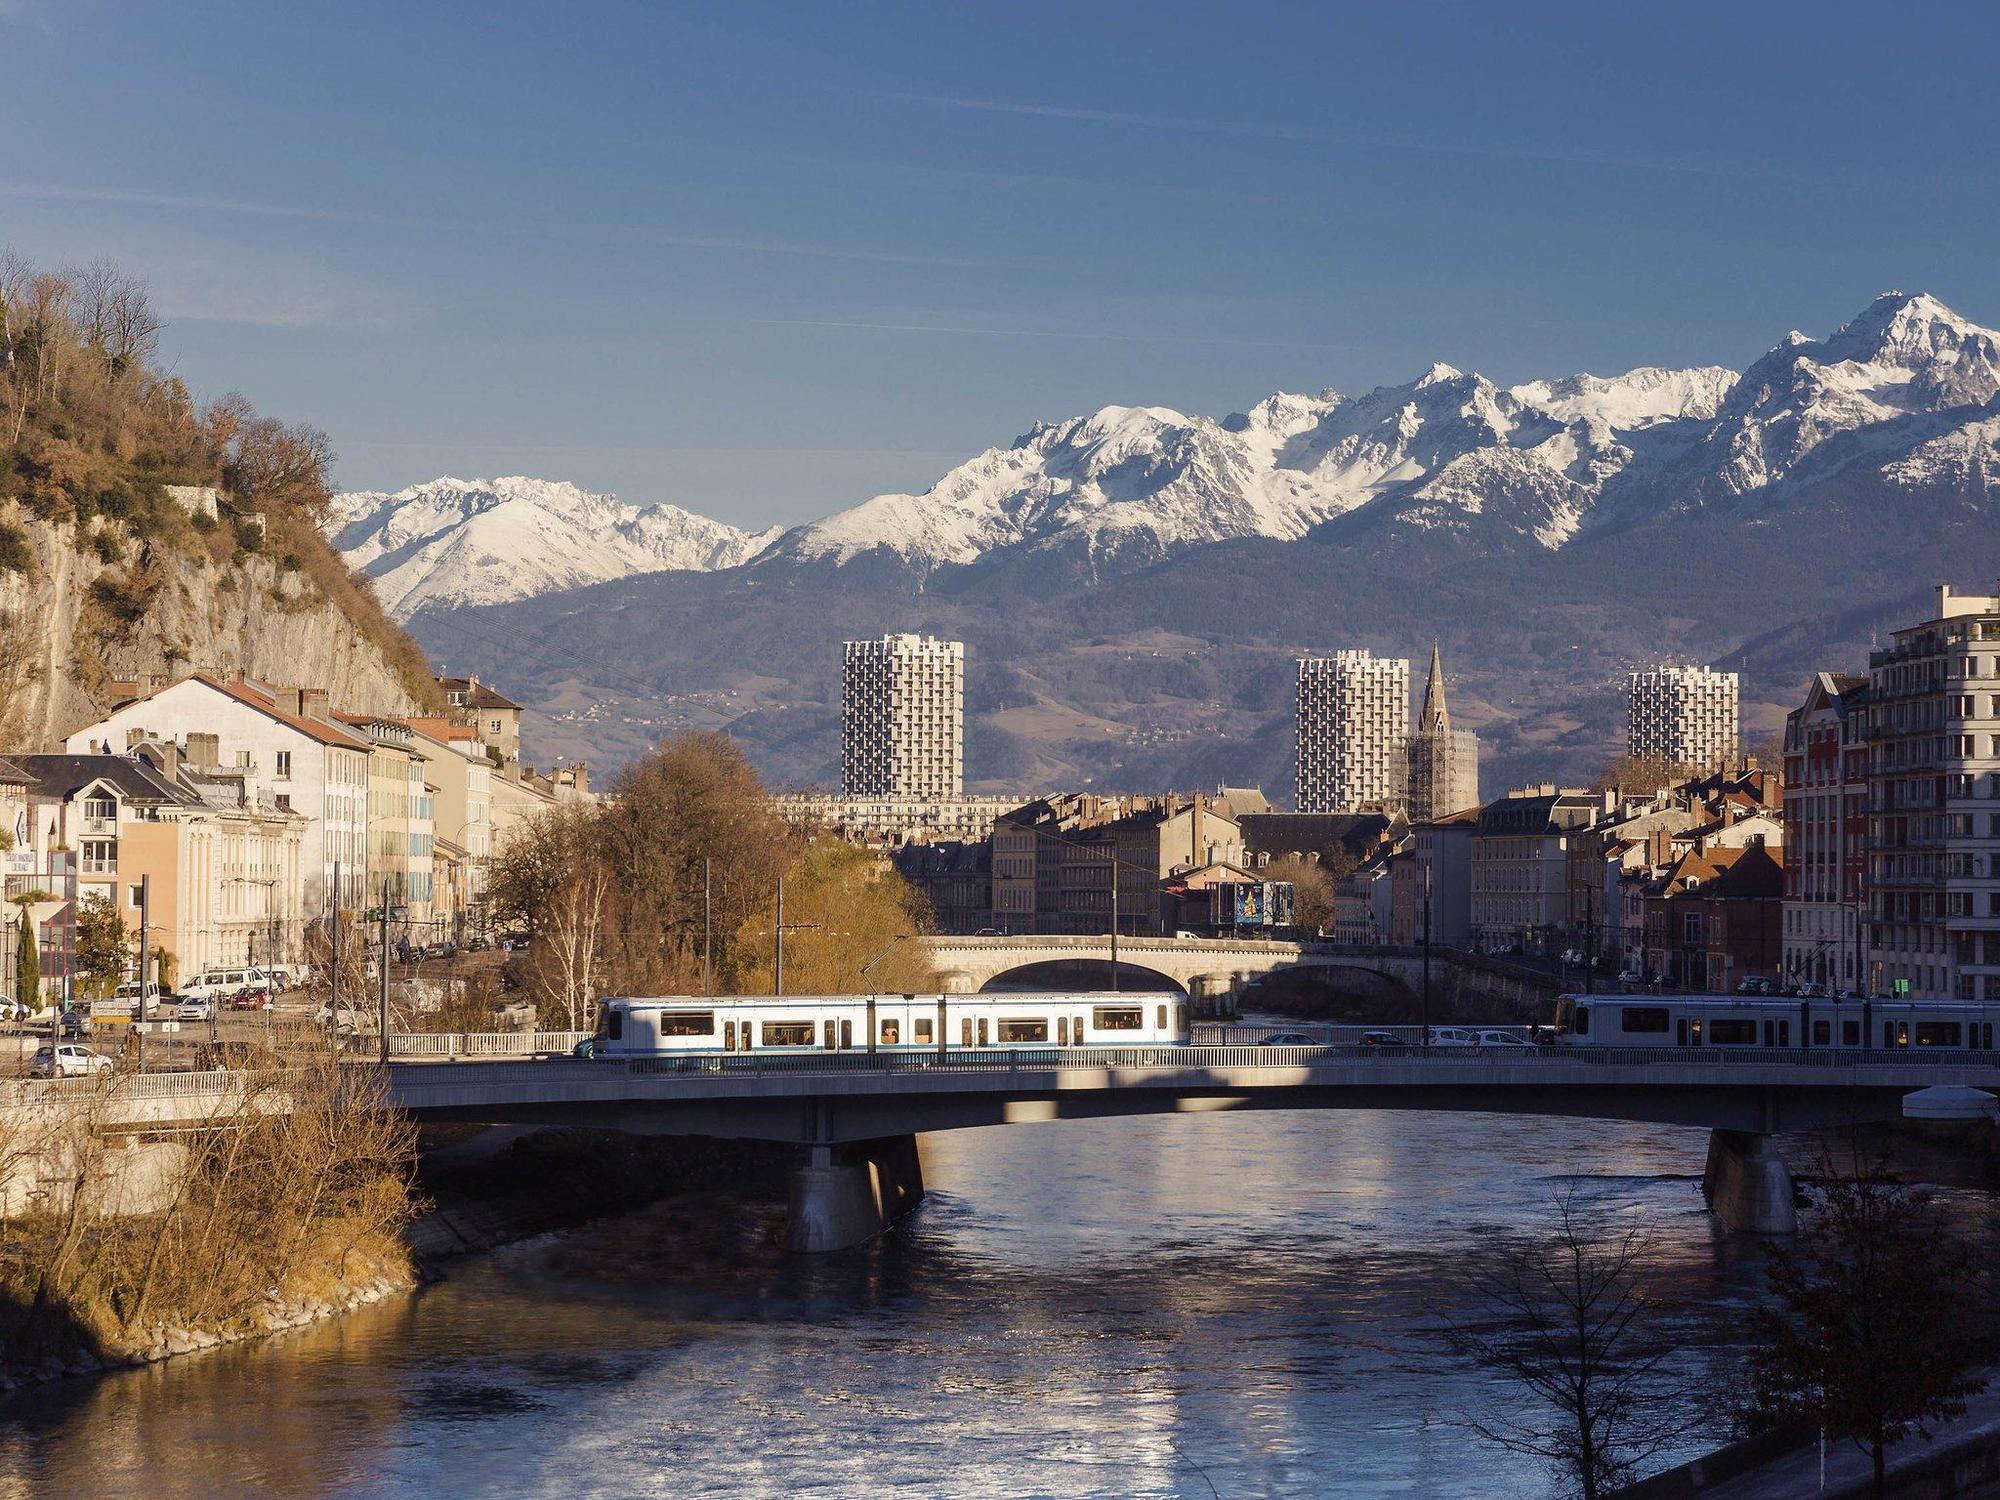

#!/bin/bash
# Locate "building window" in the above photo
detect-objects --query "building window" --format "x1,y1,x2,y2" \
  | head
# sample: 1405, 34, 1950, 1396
276, 751, 292, 779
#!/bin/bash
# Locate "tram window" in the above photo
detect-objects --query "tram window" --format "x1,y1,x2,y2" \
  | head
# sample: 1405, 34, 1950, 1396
1842, 1020, 1860, 1046
961, 1018, 973, 1047
1778, 1021, 1790, 1046
976, 1017, 989, 1047
1812, 1020, 1831, 1046
604, 1008, 624, 1041
1709, 1019, 1757, 1045
1174, 1003, 1187, 1033
914, 1018, 933, 1044
1092, 1005, 1144, 1031
1916, 1022, 1963, 1047
1884, 1022, 1896, 1048
1573, 1007, 1590, 1036
723, 1021, 735, 1049
1676, 1019, 1689, 1046
1762, 1021, 1774, 1047
998, 1018, 1049, 1043
1073, 1015, 1084, 1043
760, 1022, 815, 1047
1619, 1007, 1669, 1034
881, 1019, 900, 1045
656, 1010, 715, 1037
1057, 1017, 1069, 1046
841, 1019, 854, 1049
1156, 1004, 1168, 1030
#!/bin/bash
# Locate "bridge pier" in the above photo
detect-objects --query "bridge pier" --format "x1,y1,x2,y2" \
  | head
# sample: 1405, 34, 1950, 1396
785, 1134, 926, 1254
1702, 1130, 1797, 1235
937, 970, 977, 995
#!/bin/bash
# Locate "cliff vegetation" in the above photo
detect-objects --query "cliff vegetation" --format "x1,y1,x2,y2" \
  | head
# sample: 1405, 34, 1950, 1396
0, 252, 439, 748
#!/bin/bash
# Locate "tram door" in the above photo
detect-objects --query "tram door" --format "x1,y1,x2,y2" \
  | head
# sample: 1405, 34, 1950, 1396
1057, 1017, 1068, 1046
1676, 1018, 1688, 1047
976, 1017, 989, 1047
723, 1021, 734, 1051
824, 1019, 840, 1051
962, 1017, 974, 1048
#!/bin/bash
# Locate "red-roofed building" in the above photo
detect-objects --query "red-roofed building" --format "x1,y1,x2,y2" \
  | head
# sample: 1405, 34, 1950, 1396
65, 672, 374, 914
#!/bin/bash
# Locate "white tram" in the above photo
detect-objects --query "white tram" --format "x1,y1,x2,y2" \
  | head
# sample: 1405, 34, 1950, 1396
1560, 994, 2000, 1052
592, 992, 1190, 1057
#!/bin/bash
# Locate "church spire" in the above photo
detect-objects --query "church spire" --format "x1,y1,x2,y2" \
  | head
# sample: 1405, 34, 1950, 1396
1419, 641, 1449, 733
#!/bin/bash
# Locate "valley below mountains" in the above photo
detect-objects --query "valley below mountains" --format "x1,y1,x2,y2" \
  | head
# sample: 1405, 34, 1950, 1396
358, 291, 2000, 798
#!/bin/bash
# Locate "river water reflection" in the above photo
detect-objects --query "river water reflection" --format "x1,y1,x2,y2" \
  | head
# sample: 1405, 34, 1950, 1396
3, 1110, 1792, 1497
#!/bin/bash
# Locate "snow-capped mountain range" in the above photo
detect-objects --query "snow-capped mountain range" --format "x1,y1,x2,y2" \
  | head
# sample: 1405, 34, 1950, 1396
334, 292, 2000, 618
327, 477, 781, 617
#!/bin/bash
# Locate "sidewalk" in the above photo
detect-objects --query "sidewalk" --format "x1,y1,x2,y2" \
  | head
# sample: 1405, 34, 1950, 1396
1694, 1379, 2000, 1498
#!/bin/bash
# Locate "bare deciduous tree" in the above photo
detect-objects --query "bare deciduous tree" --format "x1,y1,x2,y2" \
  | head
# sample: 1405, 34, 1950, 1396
1749, 1148, 1989, 1499
1448, 1183, 1694, 1499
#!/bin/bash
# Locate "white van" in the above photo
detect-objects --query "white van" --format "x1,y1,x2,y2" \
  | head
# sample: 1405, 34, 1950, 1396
179, 967, 275, 1003
112, 980, 172, 1015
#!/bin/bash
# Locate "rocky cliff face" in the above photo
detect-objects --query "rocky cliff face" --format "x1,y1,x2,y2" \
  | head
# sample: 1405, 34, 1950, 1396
0, 504, 423, 752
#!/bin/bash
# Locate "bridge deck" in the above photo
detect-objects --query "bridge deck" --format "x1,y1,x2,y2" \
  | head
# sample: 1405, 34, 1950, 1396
11, 1045, 1994, 1142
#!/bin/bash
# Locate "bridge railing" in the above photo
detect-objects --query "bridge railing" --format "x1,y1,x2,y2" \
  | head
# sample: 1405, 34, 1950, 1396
385, 1031, 588, 1060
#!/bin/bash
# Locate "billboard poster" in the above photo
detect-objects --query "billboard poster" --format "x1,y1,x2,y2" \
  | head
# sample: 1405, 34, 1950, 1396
1234, 884, 1265, 925
1264, 881, 1295, 927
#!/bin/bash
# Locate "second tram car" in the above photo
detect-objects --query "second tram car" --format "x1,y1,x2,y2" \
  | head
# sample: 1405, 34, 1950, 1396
1560, 994, 2000, 1052
593, 992, 1190, 1057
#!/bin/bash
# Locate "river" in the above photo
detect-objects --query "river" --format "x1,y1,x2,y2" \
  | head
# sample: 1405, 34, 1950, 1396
0, 1102, 1827, 1499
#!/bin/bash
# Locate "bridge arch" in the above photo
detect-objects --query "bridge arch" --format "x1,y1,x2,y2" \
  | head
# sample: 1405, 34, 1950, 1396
975, 958, 1189, 996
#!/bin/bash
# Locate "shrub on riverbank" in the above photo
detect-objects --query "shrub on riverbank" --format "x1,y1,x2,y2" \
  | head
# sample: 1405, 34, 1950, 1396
0, 1043, 421, 1373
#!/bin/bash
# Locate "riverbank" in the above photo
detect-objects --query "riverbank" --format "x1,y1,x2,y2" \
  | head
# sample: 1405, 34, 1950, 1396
0, 1124, 793, 1401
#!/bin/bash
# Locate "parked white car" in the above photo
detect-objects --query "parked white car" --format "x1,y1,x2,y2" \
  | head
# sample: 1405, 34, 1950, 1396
174, 996, 216, 1023
0, 993, 28, 1024
30, 1044, 113, 1079
1474, 1029, 1533, 1047
178, 967, 274, 1003
1426, 1026, 1481, 1047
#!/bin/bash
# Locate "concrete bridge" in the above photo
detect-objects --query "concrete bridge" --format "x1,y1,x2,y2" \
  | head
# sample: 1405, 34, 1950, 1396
925, 935, 1564, 1010
22, 1043, 2000, 1251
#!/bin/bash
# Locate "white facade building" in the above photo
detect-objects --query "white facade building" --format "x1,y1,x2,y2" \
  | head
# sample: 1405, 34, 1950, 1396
64, 673, 371, 915
1295, 651, 1409, 814
841, 635, 964, 800
1629, 664, 1740, 770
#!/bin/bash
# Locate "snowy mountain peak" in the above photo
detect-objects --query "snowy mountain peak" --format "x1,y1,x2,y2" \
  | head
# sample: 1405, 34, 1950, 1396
330, 476, 778, 618
1415, 361, 1465, 388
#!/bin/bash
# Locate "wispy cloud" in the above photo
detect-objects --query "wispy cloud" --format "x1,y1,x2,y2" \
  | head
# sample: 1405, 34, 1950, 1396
892, 92, 1815, 185
748, 316, 1341, 352
0, 180, 1001, 269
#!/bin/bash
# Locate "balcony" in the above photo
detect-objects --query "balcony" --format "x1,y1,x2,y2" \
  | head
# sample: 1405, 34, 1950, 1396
81, 815, 117, 837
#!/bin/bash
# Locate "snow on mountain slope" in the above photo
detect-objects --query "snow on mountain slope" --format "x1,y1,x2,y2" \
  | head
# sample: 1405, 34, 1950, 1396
329, 477, 779, 618
342, 293, 2000, 609
1669, 291, 2000, 507
767, 361, 1658, 569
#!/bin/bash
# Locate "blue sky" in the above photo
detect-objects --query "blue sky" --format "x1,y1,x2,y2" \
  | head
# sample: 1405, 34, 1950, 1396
4, 0, 1998, 527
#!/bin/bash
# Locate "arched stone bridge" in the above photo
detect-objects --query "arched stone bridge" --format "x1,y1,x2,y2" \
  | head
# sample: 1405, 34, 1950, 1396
923, 935, 1563, 1009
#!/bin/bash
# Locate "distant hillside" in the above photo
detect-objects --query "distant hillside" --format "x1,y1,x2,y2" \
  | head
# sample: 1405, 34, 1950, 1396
403, 292, 2000, 798
0, 255, 437, 747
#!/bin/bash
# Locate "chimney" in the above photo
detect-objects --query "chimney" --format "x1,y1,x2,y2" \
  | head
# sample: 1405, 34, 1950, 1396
124, 726, 147, 750
301, 688, 330, 720
281, 687, 306, 718
186, 732, 220, 768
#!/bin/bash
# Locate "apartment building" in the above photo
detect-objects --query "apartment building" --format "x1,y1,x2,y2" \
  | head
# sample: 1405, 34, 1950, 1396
439, 675, 523, 767
1864, 583, 2000, 1000
339, 714, 435, 926
1406, 645, 1480, 822
1781, 672, 1869, 990
1470, 787, 1601, 954
65, 673, 370, 912
404, 717, 494, 934
16, 749, 305, 978
1296, 650, 1410, 814
841, 634, 964, 800
774, 792, 1025, 847
989, 793, 1244, 935
1628, 664, 1740, 770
